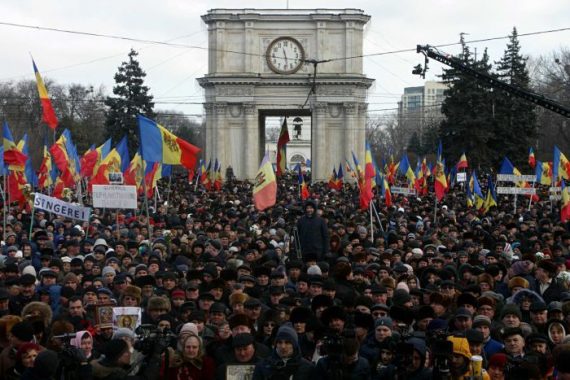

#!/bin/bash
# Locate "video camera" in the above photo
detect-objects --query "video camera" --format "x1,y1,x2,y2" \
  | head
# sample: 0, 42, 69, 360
426, 329, 453, 380
133, 324, 177, 356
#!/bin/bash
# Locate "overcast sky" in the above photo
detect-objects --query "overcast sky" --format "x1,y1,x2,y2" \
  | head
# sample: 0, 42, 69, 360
2, 0, 569, 124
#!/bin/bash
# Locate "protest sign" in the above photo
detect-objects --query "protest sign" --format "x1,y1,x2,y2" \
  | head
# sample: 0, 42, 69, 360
92, 185, 137, 209
33, 193, 91, 221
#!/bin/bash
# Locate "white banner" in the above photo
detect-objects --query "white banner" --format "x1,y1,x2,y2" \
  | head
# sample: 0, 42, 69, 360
496, 187, 536, 195
496, 174, 536, 182
33, 193, 91, 221
456, 172, 467, 182
391, 186, 417, 196
92, 185, 137, 209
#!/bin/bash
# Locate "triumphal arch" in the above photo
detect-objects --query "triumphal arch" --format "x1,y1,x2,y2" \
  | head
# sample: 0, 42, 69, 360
198, 9, 374, 181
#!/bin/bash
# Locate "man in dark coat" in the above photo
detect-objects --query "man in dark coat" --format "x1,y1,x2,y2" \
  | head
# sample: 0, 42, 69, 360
253, 323, 316, 380
296, 200, 329, 261
533, 259, 563, 304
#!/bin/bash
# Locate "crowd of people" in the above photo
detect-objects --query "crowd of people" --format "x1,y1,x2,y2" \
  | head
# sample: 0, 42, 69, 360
1, 171, 570, 379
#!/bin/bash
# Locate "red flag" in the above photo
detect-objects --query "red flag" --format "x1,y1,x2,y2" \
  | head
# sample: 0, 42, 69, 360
276, 118, 290, 176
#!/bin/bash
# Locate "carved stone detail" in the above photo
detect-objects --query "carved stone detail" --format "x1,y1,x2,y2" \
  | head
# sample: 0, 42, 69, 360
215, 103, 227, 115
228, 104, 243, 118
344, 102, 357, 115
243, 103, 257, 116
313, 102, 328, 115
328, 103, 343, 118
216, 87, 254, 96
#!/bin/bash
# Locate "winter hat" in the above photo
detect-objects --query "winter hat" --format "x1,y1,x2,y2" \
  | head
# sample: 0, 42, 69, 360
307, 265, 322, 276
407, 337, 427, 358
275, 323, 298, 347
228, 314, 253, 331
473, 315, 492, 328
537, 260, 557, 276
121, 285, 142, 304
448, 336, 471, 360
375, 317, 393, 329
229, 293, 249, 307
10, 321, 34, 342
488, 353, 508, 370
22, 265, 37, 277
391, 289, 412, 307
112, 328, 135, 340
508, 277, 529, 290
396, 282, 410, 292
500, 304, 522, 320
102, 266, 115, 277
147, 296, 171, 312
179, 323, 199, 337
102, 339, 129, 363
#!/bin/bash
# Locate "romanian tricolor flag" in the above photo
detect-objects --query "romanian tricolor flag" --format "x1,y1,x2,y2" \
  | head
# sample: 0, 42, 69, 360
201, 159, 211, 190
144, 161, 162, 198
352, 151, 363, 182
137, 115, 201, 170
276, 118, 290, 177
253, 153, 277, 211
365, 142, 376, 188
434, 141, 447, 201
32, 59, 58, 130
214, 164, 223, 191
535, 161, 553, 186
457, 152, 468, 170
50, 130, 75, 187
3, 122, 27, 167
328, 167, 338, 190
562, 181, 570, 223
528, 147, 536, 169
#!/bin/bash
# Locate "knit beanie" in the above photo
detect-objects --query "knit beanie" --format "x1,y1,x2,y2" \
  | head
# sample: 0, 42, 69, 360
392, 288, 412, 307
10, 321, 34, 342
179, 322, 199, 337
511, 260, 531, 276
275, 323, 298, 347
102, 266, 115, 277
103, 339, 129, 363
375, 317, 393, 329
500, 304, 522, 320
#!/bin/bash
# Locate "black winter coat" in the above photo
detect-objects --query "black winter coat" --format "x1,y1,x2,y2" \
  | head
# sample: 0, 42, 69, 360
296, 214, 329, 259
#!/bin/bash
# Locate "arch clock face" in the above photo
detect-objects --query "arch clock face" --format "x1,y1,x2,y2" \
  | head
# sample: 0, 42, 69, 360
266, 37, 305, 74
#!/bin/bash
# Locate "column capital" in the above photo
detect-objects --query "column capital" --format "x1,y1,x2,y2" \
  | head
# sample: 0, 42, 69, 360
343, 102, 357, 115
243, 102, 257, 116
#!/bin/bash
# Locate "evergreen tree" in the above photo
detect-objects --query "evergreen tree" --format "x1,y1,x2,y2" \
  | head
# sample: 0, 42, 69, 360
439, 36, 497, 169
492, 27, 537, 166
105, 49, 155, 154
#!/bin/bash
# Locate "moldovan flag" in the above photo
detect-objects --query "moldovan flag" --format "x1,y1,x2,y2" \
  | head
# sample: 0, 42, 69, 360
528, 147, 536, 169
562, 181, 570, 222
38, 145, 53, 189
457, 152, 468, 169
3, 122, 27, 167
32, 59, 58, 130
137, 115, 201, 170
253, 153, 276, 211
276, 118, 290, 176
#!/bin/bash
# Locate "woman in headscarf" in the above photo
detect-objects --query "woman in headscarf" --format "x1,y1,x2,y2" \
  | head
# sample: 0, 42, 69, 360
162, 333, 215, 380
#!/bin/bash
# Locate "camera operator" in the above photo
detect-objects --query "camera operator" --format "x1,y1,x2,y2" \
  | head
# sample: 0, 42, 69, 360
90, 338, 162, 380
316, 336, 371, 380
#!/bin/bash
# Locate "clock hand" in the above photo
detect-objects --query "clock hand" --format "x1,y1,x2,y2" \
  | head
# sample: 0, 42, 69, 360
283, 49, 288, 63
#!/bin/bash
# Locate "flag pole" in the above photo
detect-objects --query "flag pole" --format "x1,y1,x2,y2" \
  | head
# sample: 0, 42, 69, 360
528, 180, 535, 212
28, 199, 35, 241
369, 201, 374, 242
2, 175, 6, 241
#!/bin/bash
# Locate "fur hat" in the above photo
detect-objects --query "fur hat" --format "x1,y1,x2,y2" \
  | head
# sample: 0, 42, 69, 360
508, 277, 529, 290
380, 277, 396, 289
228, 314, 253, 331
500, 304, 522, 320
102, 339, 129, 363
537, 260, 557, 276
10, 321, 34, 342
477, 273, 495, 287
147, 296, 171, 312
121, 285, 142, 304
229, 292, 249, 307
290, 307, 313, 324
21, 301, 53, 327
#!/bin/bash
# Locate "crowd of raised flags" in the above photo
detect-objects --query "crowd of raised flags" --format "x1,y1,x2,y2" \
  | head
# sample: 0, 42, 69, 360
5, 59, 570, 230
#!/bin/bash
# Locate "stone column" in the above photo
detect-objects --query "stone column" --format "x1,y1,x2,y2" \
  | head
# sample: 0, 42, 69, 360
357, 102, 368, 161
203, 102, 215, 163
243, 102, 258, 180
344, 102, 358, 173
214, 103, 227, 165
312, 102, 328, 182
